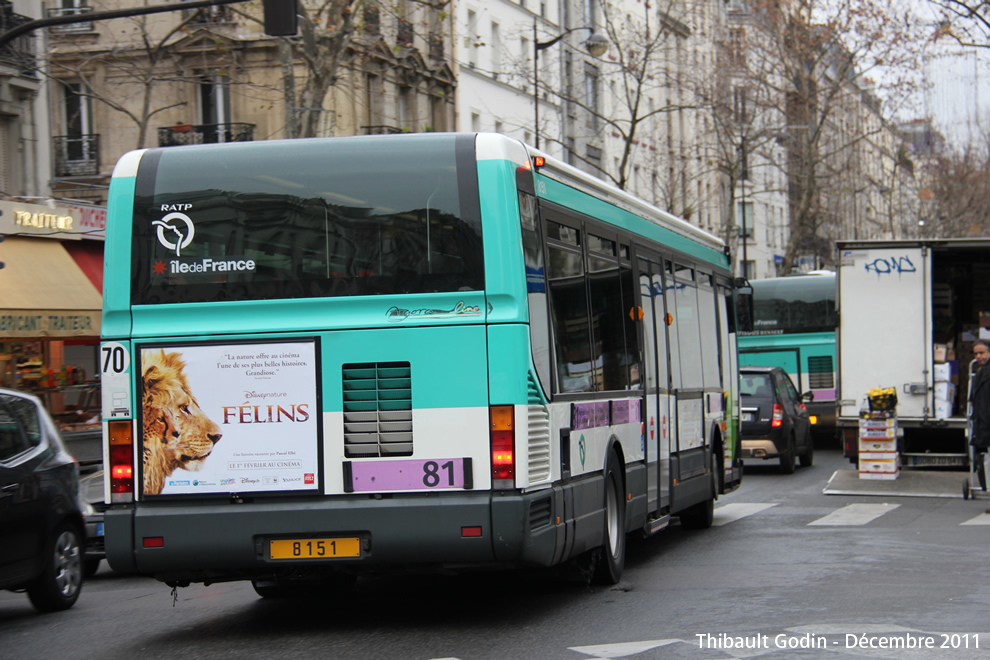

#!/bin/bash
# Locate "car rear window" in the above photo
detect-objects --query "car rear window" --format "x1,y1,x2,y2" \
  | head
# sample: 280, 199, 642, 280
741, 374, 773, 397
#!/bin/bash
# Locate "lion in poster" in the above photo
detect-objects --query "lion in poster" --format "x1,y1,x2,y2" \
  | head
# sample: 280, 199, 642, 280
142, 349, 223, 495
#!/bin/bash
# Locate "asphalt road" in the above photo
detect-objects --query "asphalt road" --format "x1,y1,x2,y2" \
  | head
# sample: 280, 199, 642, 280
4, 448, 989, 659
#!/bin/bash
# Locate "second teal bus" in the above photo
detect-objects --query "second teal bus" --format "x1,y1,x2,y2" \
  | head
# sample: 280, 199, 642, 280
737, 271, 837, 441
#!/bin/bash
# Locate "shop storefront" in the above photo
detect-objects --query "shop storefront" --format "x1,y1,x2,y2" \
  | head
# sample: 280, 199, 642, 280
0, 198, 105, 438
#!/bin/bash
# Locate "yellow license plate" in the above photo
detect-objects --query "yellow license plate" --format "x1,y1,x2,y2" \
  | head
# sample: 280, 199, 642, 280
269, 537, 360, 560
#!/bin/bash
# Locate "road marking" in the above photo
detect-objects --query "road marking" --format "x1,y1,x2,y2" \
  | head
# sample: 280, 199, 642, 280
713, 502, 778, 526
808, 503, 899, 526
961, 511, 990, 525
568, 639, 682, 658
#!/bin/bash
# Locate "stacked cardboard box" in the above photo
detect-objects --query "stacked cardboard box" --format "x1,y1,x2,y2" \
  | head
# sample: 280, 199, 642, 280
934, 362, 956, 420
859, 410, 898, 480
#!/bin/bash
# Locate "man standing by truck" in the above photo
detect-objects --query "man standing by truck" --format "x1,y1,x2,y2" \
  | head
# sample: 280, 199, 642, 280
970, 339, 990, 493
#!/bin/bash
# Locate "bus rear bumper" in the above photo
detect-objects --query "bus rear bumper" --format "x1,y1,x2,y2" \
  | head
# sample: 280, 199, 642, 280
104, 484, 599, 584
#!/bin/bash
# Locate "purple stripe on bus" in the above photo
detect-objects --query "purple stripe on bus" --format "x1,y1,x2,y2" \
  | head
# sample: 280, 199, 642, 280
613, 400, 629, 425
573, 401, 609, 430
349, 458, 465, 491
629, 398, 641, 423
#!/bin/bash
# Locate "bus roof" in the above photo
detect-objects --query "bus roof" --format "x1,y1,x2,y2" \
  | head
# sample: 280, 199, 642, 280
750, 272, 835, 302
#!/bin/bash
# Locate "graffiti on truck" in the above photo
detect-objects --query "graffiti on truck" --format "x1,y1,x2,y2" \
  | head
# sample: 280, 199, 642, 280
863, 255, 916, 277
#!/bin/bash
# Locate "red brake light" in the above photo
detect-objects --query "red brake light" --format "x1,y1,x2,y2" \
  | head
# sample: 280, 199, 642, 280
771, 404, 784, 428
490, 405, 515, 487
108, 420, 134, 495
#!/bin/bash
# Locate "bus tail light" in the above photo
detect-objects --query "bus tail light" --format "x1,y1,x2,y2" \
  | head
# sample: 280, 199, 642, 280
108, 420, 134, 498
490, 405, 515, 488
771, 404, 784, 428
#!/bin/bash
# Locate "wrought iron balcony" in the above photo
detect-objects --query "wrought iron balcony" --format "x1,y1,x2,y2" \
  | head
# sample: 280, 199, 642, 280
0, 9, 36, 74
46, 6, 94, 34
158, 122, 255, 147
53, 134, 100, 177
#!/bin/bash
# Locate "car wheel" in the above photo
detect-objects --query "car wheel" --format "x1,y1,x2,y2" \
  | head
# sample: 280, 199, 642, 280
593, 448, 626, 585
799, 429, 814, 467
779, 434, 796, 474
27, 522, 84, 612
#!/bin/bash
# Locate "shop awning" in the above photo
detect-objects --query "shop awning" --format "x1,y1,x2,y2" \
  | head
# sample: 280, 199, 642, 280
0, 236, 102, 338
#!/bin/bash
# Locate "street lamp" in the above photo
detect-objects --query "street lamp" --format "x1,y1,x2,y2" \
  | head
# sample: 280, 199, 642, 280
533, 19, 608, 149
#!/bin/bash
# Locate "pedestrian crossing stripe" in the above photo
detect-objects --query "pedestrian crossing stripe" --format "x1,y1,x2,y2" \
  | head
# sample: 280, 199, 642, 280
807, 503, 899, 526
961, 512, 990, 525
713, 502, 778, 526
713, 502, 990, 526
568, 639, 681, 658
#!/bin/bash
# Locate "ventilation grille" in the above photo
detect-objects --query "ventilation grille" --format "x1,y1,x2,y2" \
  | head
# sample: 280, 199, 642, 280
527, 372, 552, 484
807, 356, 835, 389
342, 362, 413, 458
529, 497, 552, 530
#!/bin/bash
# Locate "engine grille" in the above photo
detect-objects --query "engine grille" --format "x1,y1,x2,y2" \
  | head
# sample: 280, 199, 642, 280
808, 355, 835, 389
342, 362, 413, 457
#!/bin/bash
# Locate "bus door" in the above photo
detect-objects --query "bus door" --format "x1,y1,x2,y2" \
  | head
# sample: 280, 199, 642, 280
636, 251, 671, 512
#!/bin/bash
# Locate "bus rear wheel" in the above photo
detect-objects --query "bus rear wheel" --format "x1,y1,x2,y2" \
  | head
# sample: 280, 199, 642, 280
680, 450, 716, 530
593, 449, 626, 585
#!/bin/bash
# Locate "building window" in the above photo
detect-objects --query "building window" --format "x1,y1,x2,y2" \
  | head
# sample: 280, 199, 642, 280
733, 86, 749, 125
491, 22, 501, 77
467, 10, 478, 68
64, 82, 92, 156
397, 18, 413, 49
585, 65, 599, 131
363, 5, 380, 35
398, 86, 413, 130
198, 73, 231, 141
583, 0, 596, 28
728, 27, 745, 66
737, 201, 754, 238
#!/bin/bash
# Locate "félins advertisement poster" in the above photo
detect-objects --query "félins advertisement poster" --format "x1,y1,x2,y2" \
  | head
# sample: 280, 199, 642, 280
140, 340, 319, 496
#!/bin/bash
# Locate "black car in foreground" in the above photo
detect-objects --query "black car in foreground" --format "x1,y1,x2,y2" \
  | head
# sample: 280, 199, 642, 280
739, 366, 814, 474
0, 388, 86, 612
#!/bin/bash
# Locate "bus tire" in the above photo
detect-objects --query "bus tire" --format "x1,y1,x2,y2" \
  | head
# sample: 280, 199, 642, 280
593, 449, 626, 585
713, 436, 725, 495
779, 434, 796, 474
680, 450, 716, 530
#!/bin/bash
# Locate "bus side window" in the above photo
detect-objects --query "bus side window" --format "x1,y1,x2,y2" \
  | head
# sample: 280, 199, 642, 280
548, 235, 593, 394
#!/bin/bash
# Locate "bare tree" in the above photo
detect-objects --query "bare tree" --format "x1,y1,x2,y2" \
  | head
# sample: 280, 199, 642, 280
716, 0, 928, 272
926, 1, 990, 48
921, 141, 990, 236
48, 10, 203, 149
526, 0, 705, 201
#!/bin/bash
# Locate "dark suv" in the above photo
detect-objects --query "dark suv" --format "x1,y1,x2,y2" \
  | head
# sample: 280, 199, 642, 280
739, 366, 814, 473
0, 388, 86, 612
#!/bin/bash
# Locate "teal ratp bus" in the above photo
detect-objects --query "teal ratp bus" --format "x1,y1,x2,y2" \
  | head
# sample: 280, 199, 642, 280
737, 272, 837, 440
99, 133, 742, 595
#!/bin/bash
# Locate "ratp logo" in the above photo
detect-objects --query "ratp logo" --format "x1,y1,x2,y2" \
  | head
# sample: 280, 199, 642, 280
153, 211, 195, 257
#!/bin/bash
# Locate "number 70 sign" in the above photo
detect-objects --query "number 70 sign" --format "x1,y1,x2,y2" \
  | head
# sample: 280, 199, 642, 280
100, 341, 132, 419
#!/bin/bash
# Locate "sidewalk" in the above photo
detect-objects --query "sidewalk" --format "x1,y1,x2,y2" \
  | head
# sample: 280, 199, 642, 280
823, 468, 974, 498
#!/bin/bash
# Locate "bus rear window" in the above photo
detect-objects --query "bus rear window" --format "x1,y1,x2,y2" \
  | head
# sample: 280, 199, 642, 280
130, 134, 483, 305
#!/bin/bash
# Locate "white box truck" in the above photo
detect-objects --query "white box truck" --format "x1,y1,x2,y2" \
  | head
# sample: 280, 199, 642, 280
836, 239, 990, 467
